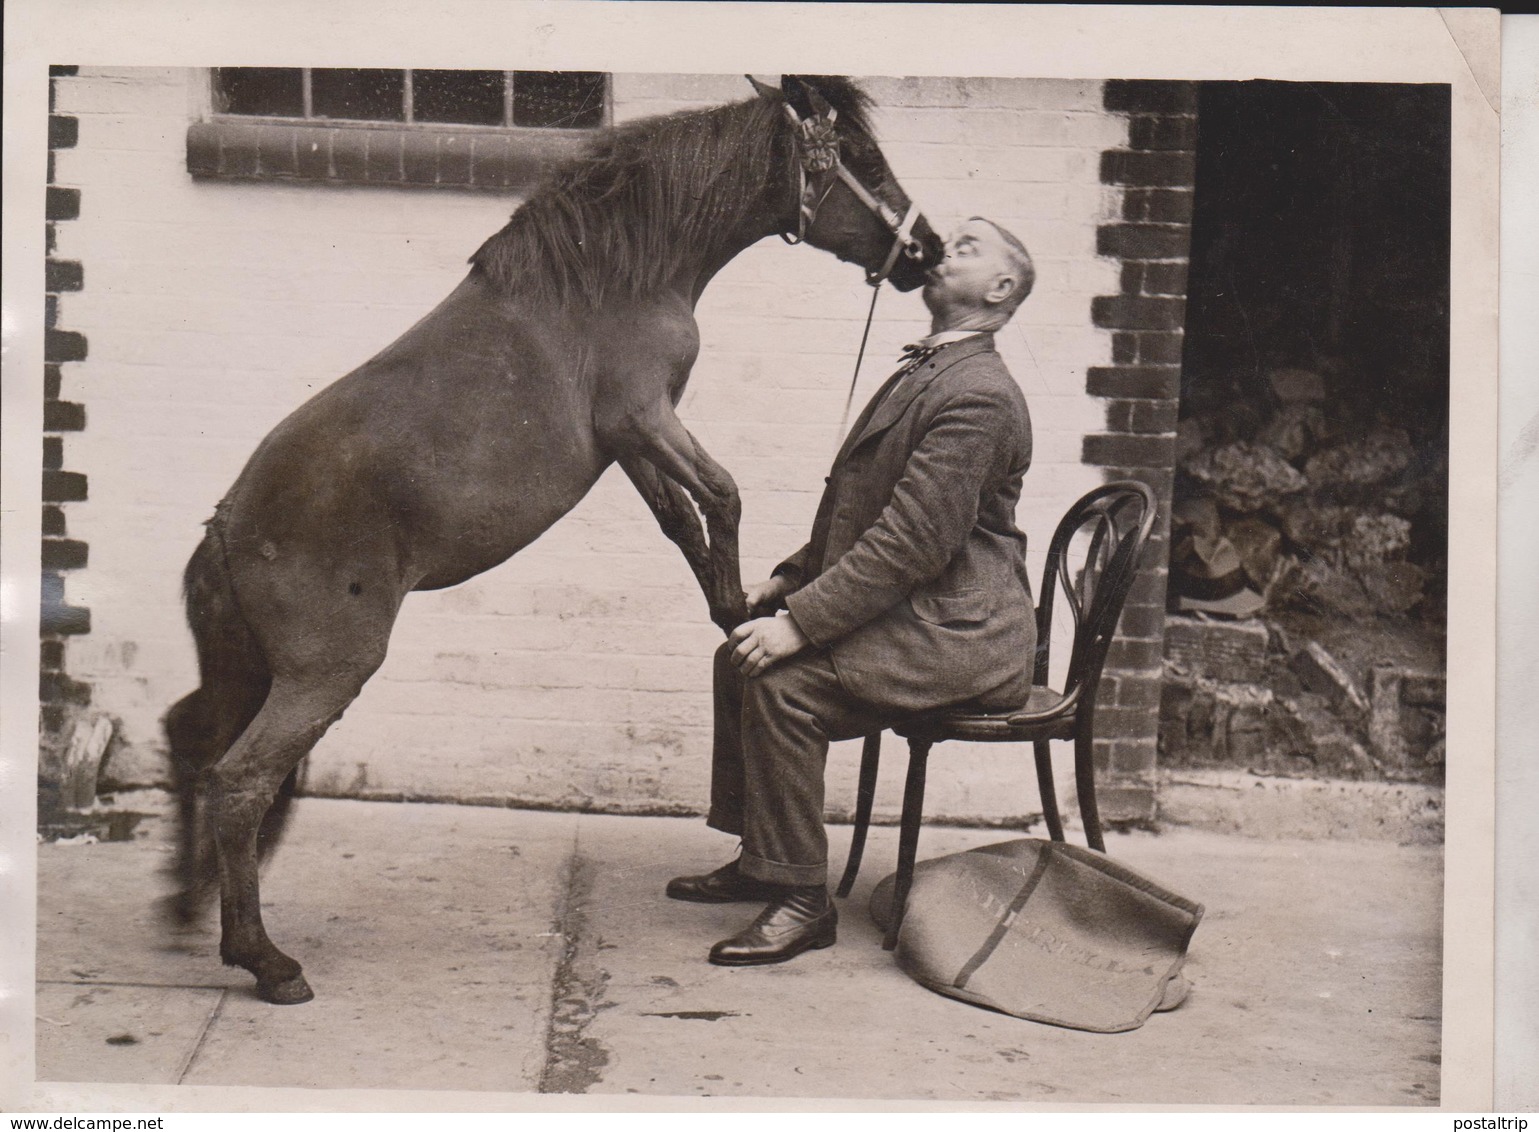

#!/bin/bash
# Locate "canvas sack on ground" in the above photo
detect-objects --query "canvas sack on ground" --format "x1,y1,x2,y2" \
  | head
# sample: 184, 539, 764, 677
871, 839, 1204, 1033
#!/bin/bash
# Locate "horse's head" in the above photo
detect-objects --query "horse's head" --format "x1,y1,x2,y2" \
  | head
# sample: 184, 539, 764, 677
752, 75, 943, 292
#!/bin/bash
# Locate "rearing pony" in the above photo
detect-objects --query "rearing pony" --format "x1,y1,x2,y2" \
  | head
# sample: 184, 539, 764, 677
163, 74, 941, 1005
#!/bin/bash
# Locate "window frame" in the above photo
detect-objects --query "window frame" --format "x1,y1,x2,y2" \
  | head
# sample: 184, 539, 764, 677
187, 67, 611, 191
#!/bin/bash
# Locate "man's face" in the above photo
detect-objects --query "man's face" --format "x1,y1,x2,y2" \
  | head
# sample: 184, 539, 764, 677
922, 219, 1017, 319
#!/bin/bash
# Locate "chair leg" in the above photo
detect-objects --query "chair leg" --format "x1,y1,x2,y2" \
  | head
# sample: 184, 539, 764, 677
883, 738, 931, 951
1074, 729, 1106, 853
836, 732, 882, 898
1033, 739, 1065, 842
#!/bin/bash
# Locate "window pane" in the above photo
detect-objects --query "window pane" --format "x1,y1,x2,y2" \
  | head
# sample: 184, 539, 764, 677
513, 71, 606, 128
311, 68, 404, 121
413, 69, 506, 126
215, 67, 303, 117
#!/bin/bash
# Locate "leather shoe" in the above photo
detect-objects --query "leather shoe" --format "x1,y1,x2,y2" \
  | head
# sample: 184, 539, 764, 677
666, 859, 787, 904
708, 888, 837, 967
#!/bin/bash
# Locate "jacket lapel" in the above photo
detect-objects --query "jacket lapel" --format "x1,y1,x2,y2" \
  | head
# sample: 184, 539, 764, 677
834, 334, 996, 467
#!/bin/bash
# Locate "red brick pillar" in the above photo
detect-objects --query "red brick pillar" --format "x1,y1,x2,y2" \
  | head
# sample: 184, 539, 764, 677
41, 65, 93, 769
1081, 80, 1197, 823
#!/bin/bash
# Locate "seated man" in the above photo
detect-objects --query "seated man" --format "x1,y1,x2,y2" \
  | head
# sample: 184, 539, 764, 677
669, 217, 1038, 965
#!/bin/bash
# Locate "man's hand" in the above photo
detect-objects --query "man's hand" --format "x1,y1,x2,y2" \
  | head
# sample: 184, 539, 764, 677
744, 574, 795, 618
729, 612, 810, 677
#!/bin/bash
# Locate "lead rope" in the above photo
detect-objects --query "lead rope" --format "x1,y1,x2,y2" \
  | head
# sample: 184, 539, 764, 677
836, 280, 884, 449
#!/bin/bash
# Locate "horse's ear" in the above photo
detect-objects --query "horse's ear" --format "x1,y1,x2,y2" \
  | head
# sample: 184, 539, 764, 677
745, 74, 780, 101
783, 76, 834, 121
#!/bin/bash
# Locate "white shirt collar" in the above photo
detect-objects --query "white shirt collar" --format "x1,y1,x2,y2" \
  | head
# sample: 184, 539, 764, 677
916, 329, 987, 350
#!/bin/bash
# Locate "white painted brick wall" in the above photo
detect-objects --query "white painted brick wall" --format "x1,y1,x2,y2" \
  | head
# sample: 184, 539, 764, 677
54, 68, 1122, 824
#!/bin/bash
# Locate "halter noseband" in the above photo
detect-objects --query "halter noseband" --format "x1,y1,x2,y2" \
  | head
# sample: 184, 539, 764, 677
778, 99, 924, 287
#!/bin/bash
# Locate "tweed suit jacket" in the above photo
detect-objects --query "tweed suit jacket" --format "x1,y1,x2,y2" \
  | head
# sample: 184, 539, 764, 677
778, 334, 1036, 712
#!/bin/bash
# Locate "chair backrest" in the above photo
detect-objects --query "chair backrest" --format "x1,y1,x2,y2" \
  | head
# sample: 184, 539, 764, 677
1032, 481, 1159, 714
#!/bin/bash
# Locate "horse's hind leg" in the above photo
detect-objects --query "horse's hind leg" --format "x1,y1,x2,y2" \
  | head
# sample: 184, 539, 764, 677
164, 676, 269, 923
207, 664, 376, 1004
166, 528, 276, 923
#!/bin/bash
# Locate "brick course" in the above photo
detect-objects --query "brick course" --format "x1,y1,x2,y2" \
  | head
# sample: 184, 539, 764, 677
1081, 79, 1198, 821
187, 120, 590, 192
41, 65, 92, 771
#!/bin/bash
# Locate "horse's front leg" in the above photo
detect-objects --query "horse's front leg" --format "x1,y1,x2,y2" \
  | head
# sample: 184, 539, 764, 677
619, 454, 716, 599
605, 404, 747, 633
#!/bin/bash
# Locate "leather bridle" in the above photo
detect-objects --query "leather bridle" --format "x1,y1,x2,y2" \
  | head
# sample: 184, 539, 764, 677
778, 100, 925, 287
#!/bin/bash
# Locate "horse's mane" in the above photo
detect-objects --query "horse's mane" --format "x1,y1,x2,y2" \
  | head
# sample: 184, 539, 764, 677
470, 76, 874, 309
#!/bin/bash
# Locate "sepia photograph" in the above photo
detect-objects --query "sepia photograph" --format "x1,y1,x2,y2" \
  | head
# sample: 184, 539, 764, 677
1, 1, 1502, 1114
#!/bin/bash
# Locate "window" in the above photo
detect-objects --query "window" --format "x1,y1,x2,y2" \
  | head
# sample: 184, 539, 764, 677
188, 67, 609, 189
212, 68, 608, 129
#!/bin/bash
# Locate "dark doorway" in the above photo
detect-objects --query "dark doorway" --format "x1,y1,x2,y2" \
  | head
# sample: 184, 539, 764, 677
1183, 82, 1451, 435
1162, 82, 1450, 783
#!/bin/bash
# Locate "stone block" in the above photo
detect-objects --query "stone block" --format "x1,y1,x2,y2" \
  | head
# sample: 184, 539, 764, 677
43, 469, 87, 502
1096, 782, 1157, 825
1140, 262, 1190, 296
1129, 400, 1180, 434
43, 538, 90, 570
1127, 115, 1198, 151
1163, 615, 1269, 683
1289, 641, 1370, 721
45, 329, 87, 363
1083, 432, 1176, 468
1103, 80, 1198, 115
1099, 149, 1197, 188
1181, 441, 1307, 512
1096, 222, 1192, 260
1091, 294, 1187, 331
46, 186, 80, 221
1368, 666, 1446, 777
46, 259, 83, 292
44, 401, 86, 432
1086, 365, 1181, 400
1134, 331, 1185, 365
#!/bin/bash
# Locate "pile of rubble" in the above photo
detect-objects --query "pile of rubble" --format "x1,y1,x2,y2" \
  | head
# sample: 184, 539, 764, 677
1157, 365, 1447, 784
1158, 615, 1445, 784
1173, 365, 1444, 621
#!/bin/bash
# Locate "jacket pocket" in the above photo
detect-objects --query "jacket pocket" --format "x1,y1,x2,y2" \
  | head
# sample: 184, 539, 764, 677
909, 588, 991, 627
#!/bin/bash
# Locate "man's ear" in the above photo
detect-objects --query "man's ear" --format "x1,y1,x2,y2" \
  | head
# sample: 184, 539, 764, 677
985, 273, 1018, 307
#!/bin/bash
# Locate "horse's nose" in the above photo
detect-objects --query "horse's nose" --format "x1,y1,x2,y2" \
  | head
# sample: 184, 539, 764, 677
888, 213, 943, 292
912, 215, 944, 269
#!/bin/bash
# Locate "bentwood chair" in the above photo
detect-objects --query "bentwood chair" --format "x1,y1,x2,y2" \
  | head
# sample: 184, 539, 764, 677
835, 480, 1159, 950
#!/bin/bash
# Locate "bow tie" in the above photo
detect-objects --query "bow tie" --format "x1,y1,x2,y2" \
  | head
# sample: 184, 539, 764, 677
897, 343, 942, 369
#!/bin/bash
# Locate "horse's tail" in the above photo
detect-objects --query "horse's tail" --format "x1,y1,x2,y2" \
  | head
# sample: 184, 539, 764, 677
163, 511, 288, 924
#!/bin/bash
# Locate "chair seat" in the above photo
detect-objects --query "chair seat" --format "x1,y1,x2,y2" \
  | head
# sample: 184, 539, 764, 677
893, 685, 1077, 744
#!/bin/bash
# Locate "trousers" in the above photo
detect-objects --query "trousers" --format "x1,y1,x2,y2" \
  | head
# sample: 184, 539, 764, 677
706, 641, 901, 886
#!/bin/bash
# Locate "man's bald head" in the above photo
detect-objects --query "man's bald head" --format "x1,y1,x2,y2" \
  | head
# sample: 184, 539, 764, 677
922, 217, 1036, 333
969, 217, 1035, 318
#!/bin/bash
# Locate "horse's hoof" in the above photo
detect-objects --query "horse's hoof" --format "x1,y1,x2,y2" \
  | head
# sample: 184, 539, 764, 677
259, 973, 315, 1005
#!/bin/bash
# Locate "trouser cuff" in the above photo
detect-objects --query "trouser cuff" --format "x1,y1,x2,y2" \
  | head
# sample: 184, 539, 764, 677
706, 810, 743, 837
738, 849, 827, 888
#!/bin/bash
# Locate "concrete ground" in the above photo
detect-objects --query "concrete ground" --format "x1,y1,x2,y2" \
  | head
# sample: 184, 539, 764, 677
32, 793, 1443, 1106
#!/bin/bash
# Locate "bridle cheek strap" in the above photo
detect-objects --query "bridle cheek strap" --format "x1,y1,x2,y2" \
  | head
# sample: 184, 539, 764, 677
867, 198, 921, 286
778, 100, 925, 286
770, 91, 929, 447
